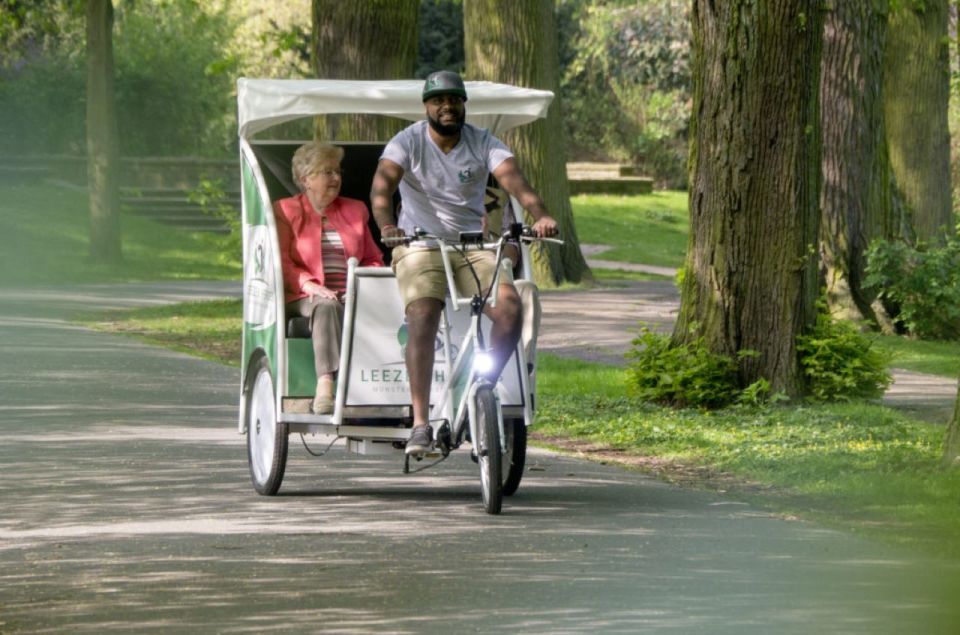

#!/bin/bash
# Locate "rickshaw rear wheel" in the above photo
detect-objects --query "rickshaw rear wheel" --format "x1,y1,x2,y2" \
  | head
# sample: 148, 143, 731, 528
246, 356, 288, 496
475, 386, 503, 514
502, 418, 527, 496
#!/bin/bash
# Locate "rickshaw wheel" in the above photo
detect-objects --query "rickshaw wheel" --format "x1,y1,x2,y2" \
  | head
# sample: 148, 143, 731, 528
501, 418, 527, 496
475, 386, 503, 514
246, 356, 288, 496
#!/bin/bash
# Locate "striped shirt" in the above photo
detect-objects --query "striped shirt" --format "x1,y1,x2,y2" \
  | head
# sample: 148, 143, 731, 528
321, 228, 348, 295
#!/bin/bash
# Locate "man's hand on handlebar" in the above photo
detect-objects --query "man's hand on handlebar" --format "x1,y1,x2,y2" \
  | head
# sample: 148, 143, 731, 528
380, 225, 408, 246
530, 214, 559, 238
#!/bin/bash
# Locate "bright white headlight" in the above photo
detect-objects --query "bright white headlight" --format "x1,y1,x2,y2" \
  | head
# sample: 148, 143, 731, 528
474, 351, 494, 374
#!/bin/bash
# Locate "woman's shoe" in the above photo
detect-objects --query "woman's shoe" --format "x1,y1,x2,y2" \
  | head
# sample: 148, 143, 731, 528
312, 378, 335, 414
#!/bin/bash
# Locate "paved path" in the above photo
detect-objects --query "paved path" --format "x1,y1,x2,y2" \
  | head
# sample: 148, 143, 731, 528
2, 282, 959, 633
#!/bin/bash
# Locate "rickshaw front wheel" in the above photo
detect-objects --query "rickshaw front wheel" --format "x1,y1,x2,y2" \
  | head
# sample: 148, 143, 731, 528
246, 356, 288, 496
501, 418, 527, 496
475, 386, 503, 514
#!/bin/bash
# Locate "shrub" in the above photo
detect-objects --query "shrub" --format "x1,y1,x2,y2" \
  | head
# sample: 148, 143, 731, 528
864, 236, 960, 341
796, 312, 892, 402
625, 326, 741, 409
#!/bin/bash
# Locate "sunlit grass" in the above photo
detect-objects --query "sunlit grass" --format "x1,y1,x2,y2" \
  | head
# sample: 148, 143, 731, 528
570, 191, 688, 268
874, 334, 960, 378
535, 353, 960, 557
0, 183, 240, 285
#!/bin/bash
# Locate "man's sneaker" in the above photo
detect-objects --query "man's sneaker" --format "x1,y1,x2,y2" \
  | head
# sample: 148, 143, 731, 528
405, 425, 433, 456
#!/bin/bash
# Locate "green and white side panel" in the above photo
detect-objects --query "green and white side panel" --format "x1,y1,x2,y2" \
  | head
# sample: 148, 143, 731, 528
240, 141, 281, 398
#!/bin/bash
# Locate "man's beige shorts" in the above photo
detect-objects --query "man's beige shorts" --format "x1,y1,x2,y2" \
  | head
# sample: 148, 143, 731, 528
391, 245, 512, 308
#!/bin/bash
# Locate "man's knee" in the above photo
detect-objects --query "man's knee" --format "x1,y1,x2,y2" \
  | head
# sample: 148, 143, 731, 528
405, 298, 443, 336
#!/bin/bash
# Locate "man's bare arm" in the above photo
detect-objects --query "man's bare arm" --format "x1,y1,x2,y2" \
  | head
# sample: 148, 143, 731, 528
370, 158, 405, 238
492, 158, 558, 237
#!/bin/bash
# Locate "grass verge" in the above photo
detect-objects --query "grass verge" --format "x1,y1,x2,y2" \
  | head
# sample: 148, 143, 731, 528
0, 183, 240, 285
570, 191, 688, 268
874, 334, 960, 378
81, 297, 960, 559
535, 355, 960, 558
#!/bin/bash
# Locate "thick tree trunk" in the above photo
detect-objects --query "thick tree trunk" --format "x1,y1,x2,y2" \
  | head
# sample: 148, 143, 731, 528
86, 0, 121, 264
677, 1, 823, 396
463, 0, 590, 286
311, 0, 419, 140
819, 1, 898, 328
944, 383, 960, 467
884, 0, 952, 244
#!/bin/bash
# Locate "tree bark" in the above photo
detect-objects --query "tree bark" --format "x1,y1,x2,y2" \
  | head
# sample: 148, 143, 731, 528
884, 0, 952, 244
86, 0, 121, 264
819, 1, 899, 327
677, 1, 823, 396
311, 0, 419, 141
463, 0, 590, 286
943, 382, 960, 467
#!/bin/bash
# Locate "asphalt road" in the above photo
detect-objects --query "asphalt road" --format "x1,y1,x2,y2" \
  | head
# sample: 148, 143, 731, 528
2, 282, 959, 634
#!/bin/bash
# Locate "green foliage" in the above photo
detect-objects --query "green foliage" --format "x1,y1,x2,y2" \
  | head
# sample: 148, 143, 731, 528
625, 325, 741, 408
416, 0, 463, 78
864, 236, 960, 340
187, 178, 241, 264
0, 0, 240, 157
558, 0, 691, 187
796, 310, 893, 402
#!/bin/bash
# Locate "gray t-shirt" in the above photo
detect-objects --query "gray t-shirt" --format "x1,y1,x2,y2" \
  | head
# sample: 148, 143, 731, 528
381, 120, 513, 242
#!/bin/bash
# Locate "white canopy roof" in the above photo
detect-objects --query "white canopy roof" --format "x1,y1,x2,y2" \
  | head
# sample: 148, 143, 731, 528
237, 78, 554, 140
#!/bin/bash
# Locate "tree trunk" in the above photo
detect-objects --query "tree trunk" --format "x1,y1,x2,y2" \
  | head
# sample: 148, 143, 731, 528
463, 0, 590, 286
677, 1, 823, 396
943, 382, 960, 467
311, 0, 419, 141
819, 1, 899, 328
86, 0, 121, 264
884, 0, 952, 244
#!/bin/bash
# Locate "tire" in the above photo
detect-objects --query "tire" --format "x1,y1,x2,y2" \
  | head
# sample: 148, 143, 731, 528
501, 418, 527, 497
245, 356, 288, 495
475, 386, 503, 514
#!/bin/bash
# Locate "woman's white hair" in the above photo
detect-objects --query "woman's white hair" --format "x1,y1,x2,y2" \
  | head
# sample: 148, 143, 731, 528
291, 141, 345, 189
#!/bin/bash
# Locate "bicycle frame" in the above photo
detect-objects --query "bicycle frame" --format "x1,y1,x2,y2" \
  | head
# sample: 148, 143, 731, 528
429, 238, 512, 455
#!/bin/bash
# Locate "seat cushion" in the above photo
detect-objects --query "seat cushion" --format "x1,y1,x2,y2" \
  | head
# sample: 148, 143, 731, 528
286, 316, 313, 339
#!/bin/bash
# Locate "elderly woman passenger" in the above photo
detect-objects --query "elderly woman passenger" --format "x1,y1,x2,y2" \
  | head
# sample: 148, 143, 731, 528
274, 141, 384, 414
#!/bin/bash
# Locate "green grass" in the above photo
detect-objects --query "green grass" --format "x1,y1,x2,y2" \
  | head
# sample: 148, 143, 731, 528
535, 354, 960, 557
874, 334, 960, 378
570, 191, 688, 268
0, 183, 240, 285
81, 298, 243, 365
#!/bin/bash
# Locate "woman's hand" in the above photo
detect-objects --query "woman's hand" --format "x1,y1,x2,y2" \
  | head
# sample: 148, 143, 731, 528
302, 281, 338, 301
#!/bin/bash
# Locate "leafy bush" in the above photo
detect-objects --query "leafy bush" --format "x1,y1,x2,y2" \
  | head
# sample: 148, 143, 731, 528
625, 326, 741, 409
188, 178, 241, 264
0, 0, 239, 157
864, 237, 960, 340
796, 311, 892, 402
558, 0, 691, 187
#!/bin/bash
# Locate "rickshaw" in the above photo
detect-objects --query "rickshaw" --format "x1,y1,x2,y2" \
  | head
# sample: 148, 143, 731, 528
235, 78, 555, 514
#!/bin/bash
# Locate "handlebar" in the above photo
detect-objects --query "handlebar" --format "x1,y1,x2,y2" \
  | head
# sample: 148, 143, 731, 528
381, 223, 563, 248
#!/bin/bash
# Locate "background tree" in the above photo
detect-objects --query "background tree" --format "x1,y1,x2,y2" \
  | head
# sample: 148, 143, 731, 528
463, 0, 589, 285
86, 0, 121, 264
945, 386, 960, 467
884, 0, 953, 244
819, 0, 899, 327
311, 0, 419, 140
675, 0, 823, 396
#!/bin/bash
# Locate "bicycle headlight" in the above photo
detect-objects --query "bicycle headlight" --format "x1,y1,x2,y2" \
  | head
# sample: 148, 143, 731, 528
474, 351, 494, 375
